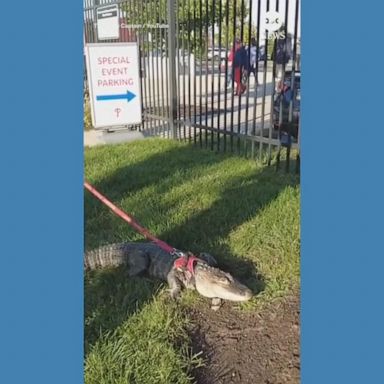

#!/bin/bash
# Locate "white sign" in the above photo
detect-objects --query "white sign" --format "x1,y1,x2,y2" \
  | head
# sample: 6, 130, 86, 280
85, 43, 142, 129
96, 5, 120, 40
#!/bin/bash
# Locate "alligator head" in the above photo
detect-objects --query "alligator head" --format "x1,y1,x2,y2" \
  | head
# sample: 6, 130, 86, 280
193, 262, 253, 305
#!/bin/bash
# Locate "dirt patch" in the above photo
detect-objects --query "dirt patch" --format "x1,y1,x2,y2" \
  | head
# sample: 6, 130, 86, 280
189, 292, 300, 384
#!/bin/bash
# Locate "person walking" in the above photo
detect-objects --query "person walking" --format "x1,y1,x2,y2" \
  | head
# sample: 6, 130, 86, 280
233, 38, 248, 96
226, 46, 235, 88
271, 28, 293, 92
248, 37, 258, 85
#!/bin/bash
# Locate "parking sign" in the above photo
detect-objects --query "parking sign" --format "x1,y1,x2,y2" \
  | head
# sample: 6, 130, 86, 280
85, 43, 142, 129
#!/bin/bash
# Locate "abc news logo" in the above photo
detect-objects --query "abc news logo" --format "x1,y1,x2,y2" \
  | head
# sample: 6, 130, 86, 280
262, 11, 286, 40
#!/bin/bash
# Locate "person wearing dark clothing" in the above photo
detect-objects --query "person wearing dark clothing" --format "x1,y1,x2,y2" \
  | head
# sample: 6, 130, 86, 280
271, 29, 293, 91
233, 39, 248, 95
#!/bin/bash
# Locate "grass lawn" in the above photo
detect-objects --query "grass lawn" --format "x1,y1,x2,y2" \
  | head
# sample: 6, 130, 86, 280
84, 138, 300, 384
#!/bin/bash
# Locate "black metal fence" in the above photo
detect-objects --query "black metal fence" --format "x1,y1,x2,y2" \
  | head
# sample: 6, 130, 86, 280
84, 0, 301, 172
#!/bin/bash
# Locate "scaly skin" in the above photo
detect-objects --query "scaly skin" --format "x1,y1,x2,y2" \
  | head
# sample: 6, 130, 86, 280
84, 242, 252, 309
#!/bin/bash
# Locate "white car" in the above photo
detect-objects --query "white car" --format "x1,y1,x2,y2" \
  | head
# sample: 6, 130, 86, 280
207, 48, 228, 62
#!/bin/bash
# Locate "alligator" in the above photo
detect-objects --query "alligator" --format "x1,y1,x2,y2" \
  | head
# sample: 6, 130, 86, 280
85, 242, 253, 310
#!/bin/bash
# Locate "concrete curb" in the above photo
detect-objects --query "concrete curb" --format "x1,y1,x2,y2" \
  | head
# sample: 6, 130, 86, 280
84, 129, 146, 147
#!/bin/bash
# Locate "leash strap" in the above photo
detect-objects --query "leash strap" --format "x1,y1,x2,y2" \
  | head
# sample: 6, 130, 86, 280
84, 181, 175, 254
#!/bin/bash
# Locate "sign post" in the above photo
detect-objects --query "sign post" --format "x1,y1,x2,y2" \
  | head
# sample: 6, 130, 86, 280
85, 42, 142, 129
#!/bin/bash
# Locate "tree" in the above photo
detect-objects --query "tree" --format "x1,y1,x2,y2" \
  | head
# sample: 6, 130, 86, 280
121, 0, 251, 56
219, 0, 250, 47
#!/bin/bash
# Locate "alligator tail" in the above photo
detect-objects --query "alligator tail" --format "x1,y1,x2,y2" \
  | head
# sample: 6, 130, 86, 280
84, 243, 128, 270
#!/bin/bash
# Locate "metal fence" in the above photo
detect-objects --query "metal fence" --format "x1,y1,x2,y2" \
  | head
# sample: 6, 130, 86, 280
84, 0, 301, 172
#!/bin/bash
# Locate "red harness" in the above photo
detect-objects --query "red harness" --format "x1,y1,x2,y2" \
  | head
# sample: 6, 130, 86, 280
173, 254, 202, 275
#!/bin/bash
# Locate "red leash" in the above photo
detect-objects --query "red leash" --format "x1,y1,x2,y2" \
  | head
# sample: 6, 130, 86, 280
84, 181, 175, 254
84, 181, 203, 273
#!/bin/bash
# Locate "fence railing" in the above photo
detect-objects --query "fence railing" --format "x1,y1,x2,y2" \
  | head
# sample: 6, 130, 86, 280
84, 0, 301, 172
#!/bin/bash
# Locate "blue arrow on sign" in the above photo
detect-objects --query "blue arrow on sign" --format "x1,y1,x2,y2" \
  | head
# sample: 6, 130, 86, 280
96, 90, 136, 102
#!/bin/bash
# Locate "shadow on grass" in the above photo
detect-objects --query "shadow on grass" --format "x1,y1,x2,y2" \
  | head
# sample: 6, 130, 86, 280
86, 144, 227, 204
84, 267, 163, 355
84, 141, 299, 351
209, 243, 266, 296
84, 143, 233, 248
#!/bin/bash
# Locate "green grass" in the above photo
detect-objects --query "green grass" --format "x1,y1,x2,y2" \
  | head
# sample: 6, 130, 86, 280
84, 138, 300, 383
85, 294, 203, 384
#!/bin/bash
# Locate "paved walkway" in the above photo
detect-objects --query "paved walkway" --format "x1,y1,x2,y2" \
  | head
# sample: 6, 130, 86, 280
84, 128, 146, 147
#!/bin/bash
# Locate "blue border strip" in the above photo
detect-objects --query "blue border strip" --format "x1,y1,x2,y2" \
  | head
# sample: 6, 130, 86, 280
302, 0, 384, 383
0, 1, 83, 383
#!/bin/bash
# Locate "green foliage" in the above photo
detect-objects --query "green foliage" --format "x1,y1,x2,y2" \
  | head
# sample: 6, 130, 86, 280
84, 92, 93, 131
121, 0, 253, 56
85, 296, 202, 384
219, 0, 250, 47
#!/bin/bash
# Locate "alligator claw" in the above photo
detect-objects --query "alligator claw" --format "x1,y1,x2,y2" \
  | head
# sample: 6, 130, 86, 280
169, 289, 181, 300
211, 298, 222, 311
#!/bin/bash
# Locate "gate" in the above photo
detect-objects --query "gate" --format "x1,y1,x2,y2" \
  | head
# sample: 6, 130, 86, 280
84, 0, 301, 172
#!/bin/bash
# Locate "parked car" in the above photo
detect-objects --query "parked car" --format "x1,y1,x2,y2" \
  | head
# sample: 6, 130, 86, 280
207, 48, 228, 63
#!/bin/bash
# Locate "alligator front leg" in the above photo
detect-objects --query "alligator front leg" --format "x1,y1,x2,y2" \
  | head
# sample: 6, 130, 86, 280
211, 297, 222, 311
167, 269, 183, 299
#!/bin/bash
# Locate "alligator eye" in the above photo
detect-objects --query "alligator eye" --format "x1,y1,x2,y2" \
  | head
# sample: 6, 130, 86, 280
225, 273, 234, 282
219, 277, 231, 285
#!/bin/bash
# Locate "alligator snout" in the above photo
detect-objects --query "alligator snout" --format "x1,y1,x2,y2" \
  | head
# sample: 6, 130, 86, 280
236, 286, 253, 301
194, 264, 253, 302
217, 282, 253, 302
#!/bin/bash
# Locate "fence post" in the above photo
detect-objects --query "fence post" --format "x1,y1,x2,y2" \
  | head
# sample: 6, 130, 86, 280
167, 0, 178, 139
